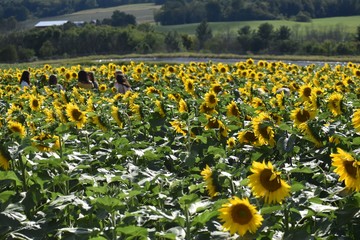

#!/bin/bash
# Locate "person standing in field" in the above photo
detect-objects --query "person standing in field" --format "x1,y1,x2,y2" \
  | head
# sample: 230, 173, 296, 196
77, 70, 94, 89
19, 70, 31, 89
49, 74, 65, 91
87, 71, 99, 90
114, 73, 132, 94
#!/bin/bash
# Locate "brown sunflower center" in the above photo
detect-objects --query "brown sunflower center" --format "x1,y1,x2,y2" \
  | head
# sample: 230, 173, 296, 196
230, 106, 239, 116
32, 99, 39, 108
208, 95, 217, 104
231, 204, 253, 225
303, 87, 311, 97
244, 131, 257, 142
11, 126, 21, 133
296, 110, 310, 123
331, 100, 339, 109
259, 125, 270, 139
207, 119, 220, 129
71, 109, 83, 121
344, 161, 358, 179
213, 85, 222, 93
260, 168, 282, 192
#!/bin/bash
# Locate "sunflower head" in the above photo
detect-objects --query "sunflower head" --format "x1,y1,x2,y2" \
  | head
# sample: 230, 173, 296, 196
219, 197, 263, 236
352, 109, 360, 132
184, 79, 195, 94
0, 146, 11, 170
65, 102, 87, 129
327, 92, 343, 117
200, 165, 220, 198
8, 121, 26, 138
330, 148, 360, 192
226, 101, 240, 117
99, 84, 107, 92
204, 91, 218, 108
248, 161, 291, 204
29, 95, 42, 111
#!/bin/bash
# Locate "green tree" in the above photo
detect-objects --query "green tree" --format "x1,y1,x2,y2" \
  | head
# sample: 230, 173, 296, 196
356, 26, 360, 42
196, 20, 212, 50
181, 34, 194, 51
0, 44, 18, 63
164, 31, 182, 52
39, 40, 56, 58
111, 10, 136, 27
276, 26, 291, 40
237, 25, 252, 53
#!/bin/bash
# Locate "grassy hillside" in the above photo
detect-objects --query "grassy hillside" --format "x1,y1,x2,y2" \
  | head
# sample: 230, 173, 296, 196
18, 3, 360, 40
155, 15, 360, 37
18, 3, 161, 30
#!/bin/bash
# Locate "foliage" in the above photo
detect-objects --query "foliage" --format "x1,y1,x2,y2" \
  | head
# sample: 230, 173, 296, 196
0, 59, 359, 239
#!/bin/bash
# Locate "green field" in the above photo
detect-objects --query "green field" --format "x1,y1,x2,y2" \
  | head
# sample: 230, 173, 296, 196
155, 15, 360, 37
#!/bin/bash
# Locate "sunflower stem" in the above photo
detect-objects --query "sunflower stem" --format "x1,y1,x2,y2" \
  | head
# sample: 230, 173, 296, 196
18, 153, 27, 191
185, 206, 191, 240
58, 134, 63, 159
230, 177, 236, 196
283, 203, 289, 233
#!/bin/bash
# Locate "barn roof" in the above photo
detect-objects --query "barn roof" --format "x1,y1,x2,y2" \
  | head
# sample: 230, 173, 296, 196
35, 20, 69, 27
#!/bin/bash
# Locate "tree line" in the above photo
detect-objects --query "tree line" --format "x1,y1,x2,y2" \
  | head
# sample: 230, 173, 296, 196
0, 19, 359, 63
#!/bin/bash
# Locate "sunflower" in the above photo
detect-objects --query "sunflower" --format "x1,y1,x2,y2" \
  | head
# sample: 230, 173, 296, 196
227, 137, 236, 148
199, 102, 217, 115
146, 86, 161, 95
218, 197, 263, 236
327, 92, 343, 117
178, 98, 188, 113
352, 109, 360, 132
330, 148, 360, 192
155, 100, 166, 118
99, 84, 107, 92
246, 58, 255, 66
226, 101, 240, 118
251, 97, 264, 108
211, 83, 223, 94
8, 121, 26, 138
111, 106, 123, 128
252, 113, 275, 147
299, 84, 313, 101
92, 115, 108, 132
184, 79, 195, 95
290, 107, 316, 127
170, 119, 187, 136
130, 104, 142, 120
302, 124, 324, 148
29, 95, 42, 111
200, 165, 219, 198
248, 161, 290, 204
65, 102, 87, 129
238, 130, 259, 146
32, 133, 60, 152
204, 91, 218, 108
0, 147, 11, 170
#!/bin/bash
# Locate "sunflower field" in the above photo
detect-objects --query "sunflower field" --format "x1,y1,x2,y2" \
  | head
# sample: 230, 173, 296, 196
0, 59, 359, 239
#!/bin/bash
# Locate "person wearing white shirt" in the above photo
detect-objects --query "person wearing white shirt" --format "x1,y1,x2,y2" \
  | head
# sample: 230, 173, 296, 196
19, 70, 31, 89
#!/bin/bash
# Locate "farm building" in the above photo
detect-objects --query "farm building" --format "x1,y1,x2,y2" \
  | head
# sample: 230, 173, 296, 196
35, 20, 85, 28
